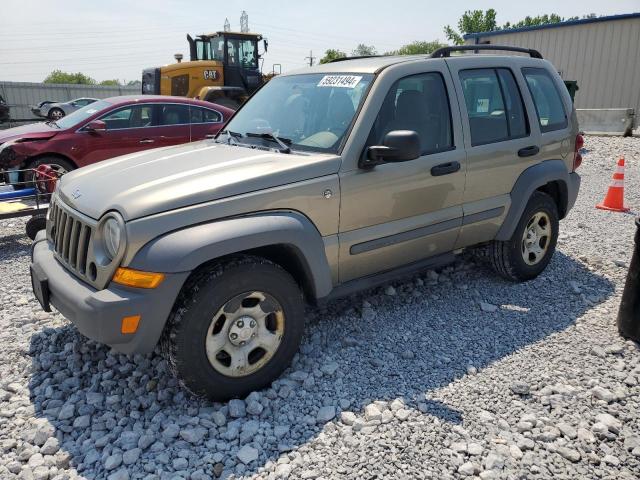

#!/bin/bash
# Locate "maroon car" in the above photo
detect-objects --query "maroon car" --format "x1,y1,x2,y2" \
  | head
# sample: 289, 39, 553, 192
0, 95, 233, 181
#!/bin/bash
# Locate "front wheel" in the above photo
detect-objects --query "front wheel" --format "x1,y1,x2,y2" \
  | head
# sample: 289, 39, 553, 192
162, 256, 304, 400
488, 191, 559, 282
48, 108, 65, 120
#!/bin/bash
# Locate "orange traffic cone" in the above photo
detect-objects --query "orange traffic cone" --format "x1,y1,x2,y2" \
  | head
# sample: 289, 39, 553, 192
597, 157, 630, 213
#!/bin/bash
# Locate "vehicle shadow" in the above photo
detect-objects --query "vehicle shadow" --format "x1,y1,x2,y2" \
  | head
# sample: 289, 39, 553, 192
26, 250, 614, 478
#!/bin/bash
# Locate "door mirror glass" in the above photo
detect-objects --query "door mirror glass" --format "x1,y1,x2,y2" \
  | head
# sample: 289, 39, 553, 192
84, 119, 107, 132
361, 130, 421, 168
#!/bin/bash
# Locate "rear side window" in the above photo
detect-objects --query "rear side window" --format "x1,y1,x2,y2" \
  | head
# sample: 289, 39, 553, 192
368, 72, 453, 155
190, 107, 222, 124
160, 104, 190, 125
522, 67, 567, 132
459, 68, 529, 146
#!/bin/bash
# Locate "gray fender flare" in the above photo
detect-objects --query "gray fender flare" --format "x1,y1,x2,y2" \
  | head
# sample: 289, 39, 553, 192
128, 211, 333, 300
495, 160, 570, 241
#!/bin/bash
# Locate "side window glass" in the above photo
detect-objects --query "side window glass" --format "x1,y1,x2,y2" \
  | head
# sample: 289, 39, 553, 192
160, 104, 190, 125
368, 72, 453, 154
459, 69, 508, 146
522, 67, 567, 132
497, 69, 529, 138
459, 68, 529, 146
190, 107, 222, 124
100, 105, 153, 130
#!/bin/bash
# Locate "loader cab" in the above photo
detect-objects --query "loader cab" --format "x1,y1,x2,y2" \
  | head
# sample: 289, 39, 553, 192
188, 31, 266, 94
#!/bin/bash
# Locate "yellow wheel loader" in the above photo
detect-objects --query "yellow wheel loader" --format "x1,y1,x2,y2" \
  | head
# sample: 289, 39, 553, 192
142, 31, 267, 109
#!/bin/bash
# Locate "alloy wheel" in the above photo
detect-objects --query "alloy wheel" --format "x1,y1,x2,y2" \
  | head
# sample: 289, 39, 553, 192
521, 211, 552, 265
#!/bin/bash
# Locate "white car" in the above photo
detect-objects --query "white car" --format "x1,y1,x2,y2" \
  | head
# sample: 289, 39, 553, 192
31, 97, 98, 120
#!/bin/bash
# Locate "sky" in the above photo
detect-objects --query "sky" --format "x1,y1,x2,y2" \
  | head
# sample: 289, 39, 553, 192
0, 0, 638, 83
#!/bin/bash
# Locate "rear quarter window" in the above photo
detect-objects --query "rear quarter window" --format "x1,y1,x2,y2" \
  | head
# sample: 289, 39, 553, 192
522, 67, 568, 133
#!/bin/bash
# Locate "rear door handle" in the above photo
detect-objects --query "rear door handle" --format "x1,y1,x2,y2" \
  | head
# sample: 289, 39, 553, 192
431, 161, 461, 176
518, 145, 540, 157
205, 134, 216, 139
139, 139, 155, 144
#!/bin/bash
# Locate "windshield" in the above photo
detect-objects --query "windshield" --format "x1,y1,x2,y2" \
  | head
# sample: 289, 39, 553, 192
223, 73, 373, 153
54, 100, 112, 129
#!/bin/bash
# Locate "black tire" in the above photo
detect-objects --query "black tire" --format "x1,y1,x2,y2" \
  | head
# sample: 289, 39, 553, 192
488, 191, 559, 282
47, 108, 65, 120
26, 214, 47, 241
161, 255, 304, 400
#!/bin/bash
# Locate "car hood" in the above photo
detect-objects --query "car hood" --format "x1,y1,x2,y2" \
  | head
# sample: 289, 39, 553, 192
57, 141, 341, 220
0, 122, 59, 144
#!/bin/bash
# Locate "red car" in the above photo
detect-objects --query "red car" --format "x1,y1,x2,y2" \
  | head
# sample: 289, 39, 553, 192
0, 95, 233, 180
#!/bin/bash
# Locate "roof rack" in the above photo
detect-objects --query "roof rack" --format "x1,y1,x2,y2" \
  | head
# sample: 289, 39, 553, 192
431, 45, 543, 59
328, 55, 383, 63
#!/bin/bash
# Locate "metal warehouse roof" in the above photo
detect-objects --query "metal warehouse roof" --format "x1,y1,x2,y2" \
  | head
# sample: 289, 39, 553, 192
464, 12, 640, 40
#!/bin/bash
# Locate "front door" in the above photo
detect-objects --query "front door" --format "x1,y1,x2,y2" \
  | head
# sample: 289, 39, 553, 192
338, 67, 466, 283
78, 104, 155, 165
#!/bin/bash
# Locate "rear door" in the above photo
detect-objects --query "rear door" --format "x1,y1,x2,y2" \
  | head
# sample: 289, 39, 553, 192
154, 103, 191, 147
189, 106, 225, 141
446, 57, 541, 248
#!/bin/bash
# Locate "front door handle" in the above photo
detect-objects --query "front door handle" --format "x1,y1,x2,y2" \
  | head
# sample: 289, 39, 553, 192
139, 139, 155, 144
431, 161, 461, 176
205, 133, 216, 139
518, 145, 540, 157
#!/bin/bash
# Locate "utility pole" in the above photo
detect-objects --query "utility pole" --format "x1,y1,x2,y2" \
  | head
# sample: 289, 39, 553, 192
305, 50, 315, 67
224, 18, 230, 32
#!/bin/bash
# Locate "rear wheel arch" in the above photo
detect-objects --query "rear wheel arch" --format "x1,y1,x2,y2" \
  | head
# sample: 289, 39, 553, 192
496, 160, 570, 241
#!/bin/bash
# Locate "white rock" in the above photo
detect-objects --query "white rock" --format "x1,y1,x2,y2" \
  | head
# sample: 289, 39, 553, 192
364, 404, 382, 422
340, 411, 357, 426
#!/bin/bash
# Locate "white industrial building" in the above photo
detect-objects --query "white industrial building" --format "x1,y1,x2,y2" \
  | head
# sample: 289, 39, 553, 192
464, 13, 640, 134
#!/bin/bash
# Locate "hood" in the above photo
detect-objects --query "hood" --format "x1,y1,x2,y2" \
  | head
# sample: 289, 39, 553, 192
0, 122, 59, 144
57, 141, 341, 220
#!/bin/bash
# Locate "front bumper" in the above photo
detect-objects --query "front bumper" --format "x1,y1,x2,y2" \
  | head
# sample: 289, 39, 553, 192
30, 232, 190, 354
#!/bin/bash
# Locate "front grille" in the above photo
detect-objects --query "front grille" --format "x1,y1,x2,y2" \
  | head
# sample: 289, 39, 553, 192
48, 197, 95, 279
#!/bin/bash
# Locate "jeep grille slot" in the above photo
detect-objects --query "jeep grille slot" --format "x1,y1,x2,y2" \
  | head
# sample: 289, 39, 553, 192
49, 197, 94, 281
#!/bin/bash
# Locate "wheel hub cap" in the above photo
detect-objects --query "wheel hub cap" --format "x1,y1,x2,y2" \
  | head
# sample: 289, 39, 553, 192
521, 211, 551, 266
228, 315, 257, 346
205, 291, 285, 377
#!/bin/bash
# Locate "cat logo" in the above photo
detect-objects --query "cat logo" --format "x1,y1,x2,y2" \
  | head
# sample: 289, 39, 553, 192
203, 70, 219, 80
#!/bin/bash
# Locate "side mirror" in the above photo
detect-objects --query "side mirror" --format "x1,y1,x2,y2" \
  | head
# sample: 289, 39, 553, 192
84, 119, 106, 133
360, 130, 421, 169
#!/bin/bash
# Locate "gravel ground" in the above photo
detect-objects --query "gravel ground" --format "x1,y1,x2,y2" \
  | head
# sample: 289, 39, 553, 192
1, 135, 639, 480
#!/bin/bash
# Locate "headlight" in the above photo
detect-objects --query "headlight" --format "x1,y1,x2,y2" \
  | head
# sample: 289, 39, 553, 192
103, 217, 123, 260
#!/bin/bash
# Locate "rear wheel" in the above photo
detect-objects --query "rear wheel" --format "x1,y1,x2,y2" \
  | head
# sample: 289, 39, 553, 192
48, 108, 65, 120
488, 191, 559, 282
161, 256, 304, 400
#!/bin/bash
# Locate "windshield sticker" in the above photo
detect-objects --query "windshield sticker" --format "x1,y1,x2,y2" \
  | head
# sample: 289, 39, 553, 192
317, 75, 362, 88
476, 98, 489, 113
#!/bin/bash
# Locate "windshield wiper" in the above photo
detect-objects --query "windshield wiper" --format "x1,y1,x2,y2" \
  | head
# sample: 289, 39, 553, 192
216, 130, 243, 145
45, 120, 60, 128
245, 132, 292, 154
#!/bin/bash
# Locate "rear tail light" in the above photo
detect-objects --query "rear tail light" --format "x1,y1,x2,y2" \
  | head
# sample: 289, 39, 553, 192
573, 133, 584, 170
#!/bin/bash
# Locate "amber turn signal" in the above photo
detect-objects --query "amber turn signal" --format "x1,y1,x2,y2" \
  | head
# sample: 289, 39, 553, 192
121, 315, 141, 334
112, 267, 165, 289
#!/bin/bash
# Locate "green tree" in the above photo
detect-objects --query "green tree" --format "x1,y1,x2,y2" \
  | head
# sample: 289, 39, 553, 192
99, 79, 121, 86
319, 49, 347, 64
126, 80, 142, 87
351, 44, 377, 56
387, 40, 447, 56
445, 9, 498, 45
503, 14, 564, 29
43, 70, 96, 85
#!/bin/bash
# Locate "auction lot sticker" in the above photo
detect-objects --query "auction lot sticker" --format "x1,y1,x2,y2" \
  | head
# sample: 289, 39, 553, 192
318, 75, 362, 88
